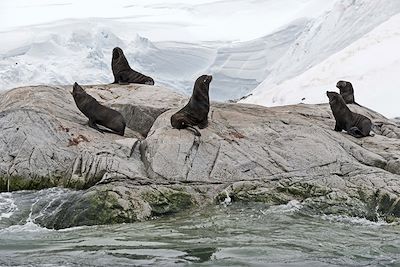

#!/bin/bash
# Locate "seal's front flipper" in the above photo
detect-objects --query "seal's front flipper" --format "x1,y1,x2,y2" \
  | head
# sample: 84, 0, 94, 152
198, 119, 209, 129
88, 120, 104, 134
348, 126, 363, 138
334, 123, 342, 132
117, 74, 130, 85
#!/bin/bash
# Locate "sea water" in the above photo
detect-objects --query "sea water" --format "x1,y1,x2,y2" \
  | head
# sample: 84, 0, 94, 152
0, 189, 399, 266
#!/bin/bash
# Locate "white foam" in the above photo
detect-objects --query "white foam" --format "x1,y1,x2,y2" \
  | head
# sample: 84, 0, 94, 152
0, 220, 52, 233
0, 192, 18, 221
320, 214, 391, 227
0, 188, 72, 233
266, 200, 303, 214
220, 190, 232, 207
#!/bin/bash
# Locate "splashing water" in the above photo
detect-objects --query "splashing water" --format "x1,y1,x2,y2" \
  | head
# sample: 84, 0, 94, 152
0, 193, 18, 221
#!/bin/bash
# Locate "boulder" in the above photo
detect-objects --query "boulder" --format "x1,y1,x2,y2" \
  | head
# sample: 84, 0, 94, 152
1, 84, 400, 228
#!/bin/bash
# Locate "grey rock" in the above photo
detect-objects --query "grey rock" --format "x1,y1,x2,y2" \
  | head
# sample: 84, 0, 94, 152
142, 102, 400, 222
83, 84, 184, 136
0, 85, 155, 190
1, 84, 400, 228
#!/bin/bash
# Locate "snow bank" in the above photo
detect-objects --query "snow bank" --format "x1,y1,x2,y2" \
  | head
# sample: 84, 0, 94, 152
244, 0, 400, 117
243, 13, 400, 118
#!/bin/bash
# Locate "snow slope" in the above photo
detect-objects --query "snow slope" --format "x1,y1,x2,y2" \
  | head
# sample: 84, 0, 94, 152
0, 0, 332, 99
244, 0, 400, 117
206, 20, 308, 100
242, 12, 400, 118
1, 0, 400, 117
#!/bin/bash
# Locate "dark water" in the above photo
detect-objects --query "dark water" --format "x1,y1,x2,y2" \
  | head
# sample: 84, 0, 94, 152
1, 189, 400, 266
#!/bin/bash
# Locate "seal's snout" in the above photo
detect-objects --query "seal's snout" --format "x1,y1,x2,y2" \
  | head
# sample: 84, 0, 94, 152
73, 82, 78, 92
326, 91, 340, 103
72, 82, 79, 96
204, 75, 213, 84
72, 82, 85, 95
326, 91, 335, 101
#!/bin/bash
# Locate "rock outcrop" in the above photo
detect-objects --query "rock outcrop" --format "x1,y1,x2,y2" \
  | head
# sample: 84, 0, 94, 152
1, 84, 400, 228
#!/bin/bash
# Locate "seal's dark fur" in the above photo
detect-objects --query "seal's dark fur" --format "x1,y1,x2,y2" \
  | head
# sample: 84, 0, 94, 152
170, 75, 213, 136
111, 47, 154, 85
336, 80, 360, 106
327, 91, 371, 138
72, 82, 126, 136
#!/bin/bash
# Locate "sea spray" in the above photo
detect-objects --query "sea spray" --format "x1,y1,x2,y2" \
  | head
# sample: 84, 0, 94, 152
0, 192, 18, 221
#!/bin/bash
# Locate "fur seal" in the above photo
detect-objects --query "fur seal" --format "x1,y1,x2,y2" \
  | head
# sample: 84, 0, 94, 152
170, 75, 213, 136
111, 47, 154, 85
336, 80, 360, 105
72, 82, 126, 136
326, 91, 372, 138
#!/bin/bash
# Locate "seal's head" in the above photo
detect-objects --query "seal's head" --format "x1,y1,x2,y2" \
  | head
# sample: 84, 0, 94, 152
194, 74, 213, 92
336, 80, 347, 89
336, 80, 353, 93
326, 91, 342, 105
111, 47, 131, 76
112, 47, 124, 60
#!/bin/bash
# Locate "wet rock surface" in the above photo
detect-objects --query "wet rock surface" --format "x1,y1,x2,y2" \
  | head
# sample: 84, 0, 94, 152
1, 84, 400, 228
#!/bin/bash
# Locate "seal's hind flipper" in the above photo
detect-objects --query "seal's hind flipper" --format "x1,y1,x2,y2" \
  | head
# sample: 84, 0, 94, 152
348, 126, 363, 138
98, 128, 125, 136
145, 80, 154, 85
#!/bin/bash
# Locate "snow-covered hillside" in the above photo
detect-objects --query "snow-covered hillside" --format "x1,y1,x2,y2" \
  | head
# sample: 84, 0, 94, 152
243, 0, 400, 117
1, 0, 400, 116
243, 13, 400, 118
0, 0, 332, 99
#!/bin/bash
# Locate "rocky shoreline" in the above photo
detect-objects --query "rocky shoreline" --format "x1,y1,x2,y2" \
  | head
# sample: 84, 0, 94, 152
1, 84, 400, 229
